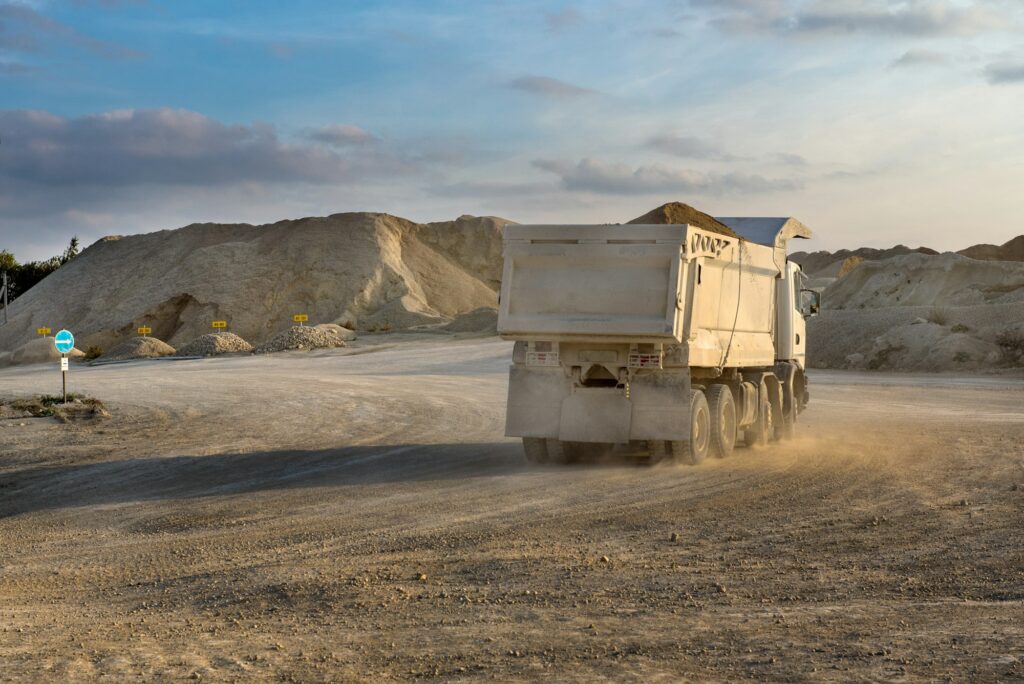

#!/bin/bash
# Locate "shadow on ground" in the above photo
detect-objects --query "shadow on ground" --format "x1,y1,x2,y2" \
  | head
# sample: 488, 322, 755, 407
0, 441, 528, 517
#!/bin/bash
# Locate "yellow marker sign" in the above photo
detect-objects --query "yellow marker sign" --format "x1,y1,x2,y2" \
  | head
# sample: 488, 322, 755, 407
293, 314, 308, 323
37, 327, 52, 336
138, 326, 153, 335
212, 321, 228, 329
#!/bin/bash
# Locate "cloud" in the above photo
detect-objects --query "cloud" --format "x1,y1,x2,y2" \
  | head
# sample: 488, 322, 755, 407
647, 134, 735, 160
694, 0, 1001, 38
0, 107, 450, 210
774, 152, 808, 166
506, 75, 596, 98
544, 8, 582, 32
790, 2, 996, 37
532, 158, 800, 195
0, 108, 360, 189
0, 2, 143, 59
890, 48, 948, 68
0, 60, 34, 75
985, 60, 1024, 84
307, 124, 378, 147
426, 180, 553, 199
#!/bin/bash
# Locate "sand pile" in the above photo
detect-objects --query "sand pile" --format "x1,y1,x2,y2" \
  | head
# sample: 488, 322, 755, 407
958, 235, 1024, 262
100, 336, 176, 362
176, 333, 253, 357
440, 307, 499, 333
808, 253, 1024, 371
254, 325, 349, 354
792, 245, 938, 276
0, 212, 510, 353
627, 202, 740, 238
0, 338, 85, 368
824, 253, 1024, 309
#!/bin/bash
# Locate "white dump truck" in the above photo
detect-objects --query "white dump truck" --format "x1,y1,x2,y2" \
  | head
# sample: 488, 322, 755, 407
496, 216, 819, 464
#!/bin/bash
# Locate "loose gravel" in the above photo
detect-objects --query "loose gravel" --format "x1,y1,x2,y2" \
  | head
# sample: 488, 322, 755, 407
100, 336, 176, 362
253, 325, 348, 354
175, 332, 253, 357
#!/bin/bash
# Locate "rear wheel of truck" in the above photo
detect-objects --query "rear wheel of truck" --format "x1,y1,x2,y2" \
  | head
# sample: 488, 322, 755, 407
774, 384, 796, 441
706, 384, 737, 458
672, 390, 711, 465
522, 437, 548, 464
546, 439, 582, 464
743, 381, 772, 448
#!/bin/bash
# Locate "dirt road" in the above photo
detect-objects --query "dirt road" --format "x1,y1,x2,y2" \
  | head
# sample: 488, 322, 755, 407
2, 338, 1023, 681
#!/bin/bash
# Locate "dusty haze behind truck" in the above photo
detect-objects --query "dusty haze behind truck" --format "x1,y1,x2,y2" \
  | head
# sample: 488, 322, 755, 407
497, 217, 818, 464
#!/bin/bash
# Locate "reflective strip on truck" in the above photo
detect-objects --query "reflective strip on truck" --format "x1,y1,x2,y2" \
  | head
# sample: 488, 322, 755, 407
526, 351, 560, 367
628, 353, 663, 369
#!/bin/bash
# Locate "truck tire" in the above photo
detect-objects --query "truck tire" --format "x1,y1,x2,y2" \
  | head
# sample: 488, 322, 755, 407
743, 381, 772, 448
522, 437, 548, 464
546, 439, 582, 464
777, 408, 795, 440
706, 384, 737, 458
670, 390, 710, 465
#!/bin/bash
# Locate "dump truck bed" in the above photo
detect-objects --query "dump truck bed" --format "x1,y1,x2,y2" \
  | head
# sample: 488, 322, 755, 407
497, 223, 782, 367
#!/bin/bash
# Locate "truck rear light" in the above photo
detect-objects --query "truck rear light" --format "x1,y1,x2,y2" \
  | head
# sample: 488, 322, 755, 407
628, 353, 663, 369
527, 351, 560, 367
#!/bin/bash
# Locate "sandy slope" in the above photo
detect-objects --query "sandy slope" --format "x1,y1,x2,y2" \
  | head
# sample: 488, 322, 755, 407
0, 213, 509, 353
1, 339, 1022, 681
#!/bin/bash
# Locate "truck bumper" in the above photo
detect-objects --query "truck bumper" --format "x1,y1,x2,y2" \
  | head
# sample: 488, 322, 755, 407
505, 365, 691, 443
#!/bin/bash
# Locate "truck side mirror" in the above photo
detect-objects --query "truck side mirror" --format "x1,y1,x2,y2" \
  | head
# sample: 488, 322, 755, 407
799, 289, 820, 317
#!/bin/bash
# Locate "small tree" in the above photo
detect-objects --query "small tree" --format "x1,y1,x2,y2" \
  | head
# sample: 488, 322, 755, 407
61, 236, 80, 265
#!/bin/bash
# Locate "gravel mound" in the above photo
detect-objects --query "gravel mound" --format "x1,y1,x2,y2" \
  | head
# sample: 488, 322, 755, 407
627, 202, 740, 239
253, 326, 348, 354
0, 338, 85, 368
100, 336, 176, 361
175, 332, 253, 357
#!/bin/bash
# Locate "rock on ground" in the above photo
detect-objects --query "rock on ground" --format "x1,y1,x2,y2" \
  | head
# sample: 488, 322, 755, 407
100, 336, 176, 362
253, 326, 349, 354
175, 333, 253, 357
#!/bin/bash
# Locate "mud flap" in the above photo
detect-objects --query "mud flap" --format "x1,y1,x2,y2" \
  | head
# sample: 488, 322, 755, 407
505, 365, 570, 438
629, 371, 691, 441
559, 388, 632, 443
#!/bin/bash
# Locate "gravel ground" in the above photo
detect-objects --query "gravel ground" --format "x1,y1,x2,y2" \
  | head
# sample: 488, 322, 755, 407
175, 332, 253, 357
0, 338, 1022, 681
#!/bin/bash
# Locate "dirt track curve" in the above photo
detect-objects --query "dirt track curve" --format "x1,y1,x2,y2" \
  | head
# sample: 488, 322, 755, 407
1, 337, 1023, 681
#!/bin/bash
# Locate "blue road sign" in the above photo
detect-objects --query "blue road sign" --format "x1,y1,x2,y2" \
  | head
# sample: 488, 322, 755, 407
54, 329, 75, 354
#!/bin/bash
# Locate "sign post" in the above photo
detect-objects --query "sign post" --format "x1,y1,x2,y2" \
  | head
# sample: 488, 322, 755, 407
212, 320, 228, 333
54, 329, 75, 404
293, 314, 308, 327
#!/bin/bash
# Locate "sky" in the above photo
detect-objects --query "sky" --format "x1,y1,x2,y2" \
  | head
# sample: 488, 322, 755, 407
1, 0, 1023, 260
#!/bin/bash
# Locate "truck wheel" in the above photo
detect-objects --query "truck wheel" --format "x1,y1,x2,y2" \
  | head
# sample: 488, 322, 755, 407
647, 440, 668, 465
522, 438, 548, 464
774, 385, 796, 441
706, 384, 737, 458
546, 439, 581, 464
777, 408, 795, 440
743, 381, 772, 448
672, 390, 710, 465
